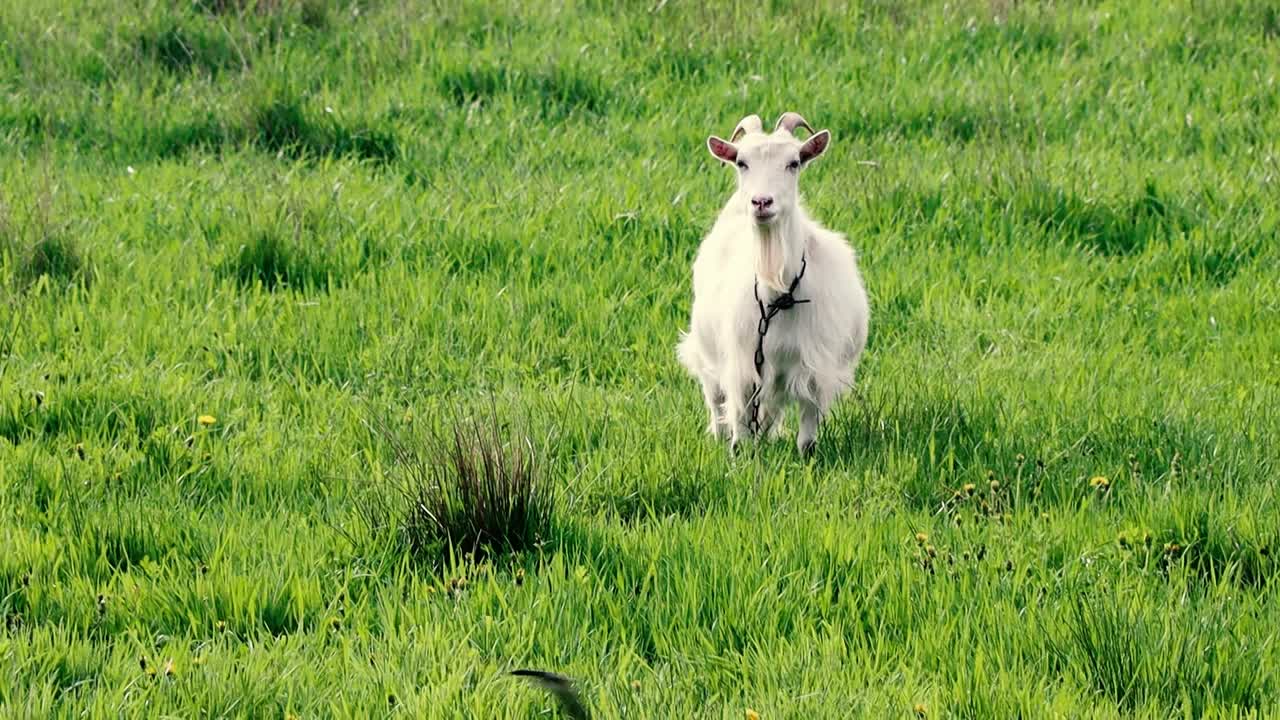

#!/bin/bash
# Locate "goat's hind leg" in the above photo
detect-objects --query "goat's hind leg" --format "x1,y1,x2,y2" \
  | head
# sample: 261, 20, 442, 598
763, 405, 789, 440
796, 378, 832, 456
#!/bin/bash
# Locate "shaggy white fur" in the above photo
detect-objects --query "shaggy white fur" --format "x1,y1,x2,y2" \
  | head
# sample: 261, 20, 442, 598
677, 113, 870, 453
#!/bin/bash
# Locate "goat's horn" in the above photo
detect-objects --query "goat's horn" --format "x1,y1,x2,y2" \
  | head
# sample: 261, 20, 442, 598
775, 112, 814, 136
730, 114, 763, 142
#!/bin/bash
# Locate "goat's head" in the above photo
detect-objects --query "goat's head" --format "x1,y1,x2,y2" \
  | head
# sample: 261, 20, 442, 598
707, 112, 831, 225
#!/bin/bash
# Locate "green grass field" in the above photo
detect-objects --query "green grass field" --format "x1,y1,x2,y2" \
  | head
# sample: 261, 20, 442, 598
2, 0, 1279, 716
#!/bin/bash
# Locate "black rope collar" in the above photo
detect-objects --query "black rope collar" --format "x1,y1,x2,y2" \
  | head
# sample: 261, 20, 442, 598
747, 254, 811, 435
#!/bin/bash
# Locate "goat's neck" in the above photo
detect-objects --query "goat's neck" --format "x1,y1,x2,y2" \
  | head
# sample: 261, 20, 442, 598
751, 213, 807, 294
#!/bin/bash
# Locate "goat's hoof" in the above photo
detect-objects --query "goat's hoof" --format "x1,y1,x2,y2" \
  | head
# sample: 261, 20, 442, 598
729, 435, 746, 455
797, 437, 816, 456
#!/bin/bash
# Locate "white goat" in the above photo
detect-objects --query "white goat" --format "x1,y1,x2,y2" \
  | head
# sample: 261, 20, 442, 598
677, 112, 869, 453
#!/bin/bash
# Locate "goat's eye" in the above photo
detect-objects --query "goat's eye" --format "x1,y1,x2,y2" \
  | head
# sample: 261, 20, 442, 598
787, 160, 800, 171
736, 160, 748, 171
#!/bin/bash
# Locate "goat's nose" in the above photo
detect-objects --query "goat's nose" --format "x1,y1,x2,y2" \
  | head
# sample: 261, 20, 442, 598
751, 195, 774, 209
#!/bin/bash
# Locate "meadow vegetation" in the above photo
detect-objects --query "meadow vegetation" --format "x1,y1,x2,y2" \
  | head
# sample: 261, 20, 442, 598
1, 0, 1278, 716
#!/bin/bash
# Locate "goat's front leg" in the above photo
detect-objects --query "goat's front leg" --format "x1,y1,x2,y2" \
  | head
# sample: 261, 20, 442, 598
699, 378, 726, 439
722, 381, 758, 452
797, 399, 822, 455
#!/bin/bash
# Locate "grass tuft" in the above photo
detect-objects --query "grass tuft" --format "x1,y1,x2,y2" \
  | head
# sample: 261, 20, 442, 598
1, 195, 90, 291
20, 235, 86, 288
193, 0, 330, 29
367, 402, 553, 563
1053, 593, 1269, 715
438, 61, 613, 118
248, 97, 398, 163
135, 22, 241, 75
221, 228, 330, 291
214, 194, 386, 291
1018, 179, 1198, 256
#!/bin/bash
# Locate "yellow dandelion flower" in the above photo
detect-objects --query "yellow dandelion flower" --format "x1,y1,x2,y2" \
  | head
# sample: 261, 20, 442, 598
198, 415, 217, 427
914, 702, 928, 716
963, 482, 976, 494
914, 532, 928, 544
631, 679, 641, 691
1089, 476, 1109, 489
745, 710, 760, 720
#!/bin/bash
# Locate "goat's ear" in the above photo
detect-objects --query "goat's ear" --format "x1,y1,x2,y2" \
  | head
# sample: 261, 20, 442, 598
707, 136, 738, 165
799, 130, 830, 165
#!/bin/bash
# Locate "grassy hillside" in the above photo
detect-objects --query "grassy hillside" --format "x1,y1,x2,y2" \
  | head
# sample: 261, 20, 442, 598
2, 0, 1278, 716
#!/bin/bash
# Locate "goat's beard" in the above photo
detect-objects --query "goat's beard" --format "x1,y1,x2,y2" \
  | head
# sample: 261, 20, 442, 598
754, 223, 788, 292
